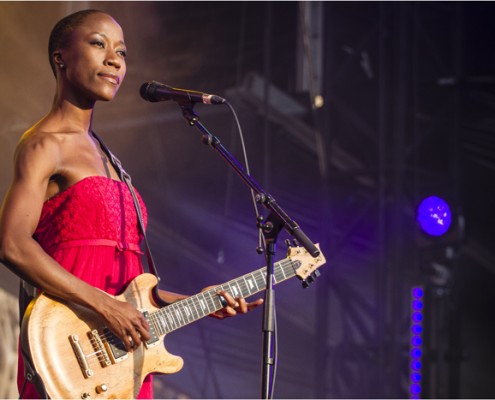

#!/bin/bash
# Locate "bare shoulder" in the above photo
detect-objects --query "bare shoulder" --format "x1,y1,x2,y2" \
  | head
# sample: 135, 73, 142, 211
14, 128, 65, 181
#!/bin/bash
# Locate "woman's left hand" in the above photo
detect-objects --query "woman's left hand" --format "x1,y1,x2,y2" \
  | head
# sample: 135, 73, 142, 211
207, 289, 264, 319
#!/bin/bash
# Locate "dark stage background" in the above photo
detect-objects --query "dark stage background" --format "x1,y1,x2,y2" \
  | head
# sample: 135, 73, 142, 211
1, 1, 495, 398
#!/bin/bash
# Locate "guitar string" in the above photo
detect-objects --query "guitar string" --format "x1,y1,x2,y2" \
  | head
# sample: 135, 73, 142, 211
72, 257, 303, 367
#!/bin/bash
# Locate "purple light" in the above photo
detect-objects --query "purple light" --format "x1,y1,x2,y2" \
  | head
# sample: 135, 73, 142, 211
412, 287, 424, 298
417, 196, 452, 236
411, 324, 423, 335
410, 373, 422, 383
412, 300, 424, 311
410, 383, 421, 395
411, 335, 422, 346
411, 360, 422, 371
410, 348, 422, 358
412, 312, 423, 322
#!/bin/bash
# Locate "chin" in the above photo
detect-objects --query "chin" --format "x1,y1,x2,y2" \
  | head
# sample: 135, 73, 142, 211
97, 90, 119, 102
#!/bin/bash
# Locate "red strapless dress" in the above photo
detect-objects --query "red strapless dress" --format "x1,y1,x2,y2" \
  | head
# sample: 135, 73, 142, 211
18, 176, 153, 399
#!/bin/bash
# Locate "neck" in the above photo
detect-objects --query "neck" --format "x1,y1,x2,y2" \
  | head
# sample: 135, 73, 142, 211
50, 94, 95, 134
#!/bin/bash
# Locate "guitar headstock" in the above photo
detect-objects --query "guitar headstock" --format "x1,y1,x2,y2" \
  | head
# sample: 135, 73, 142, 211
287, 243, 326, 288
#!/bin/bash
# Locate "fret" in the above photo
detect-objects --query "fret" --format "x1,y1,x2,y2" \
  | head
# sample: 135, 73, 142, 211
229, 281, 241, 298
278, 261, 287, 281
173, 303, 184, 327
165, 310, 177, 330
148, 313, 160, 335
154, 314, 164, 336
242, 275, 254, 294
204, 291, 216, 314
189, 297, 200, 319
209, 289, 223, 310
183, 299, 194, 321
256, 269, 267, 289
198, 296, 209, 314
148, 249, 316, 335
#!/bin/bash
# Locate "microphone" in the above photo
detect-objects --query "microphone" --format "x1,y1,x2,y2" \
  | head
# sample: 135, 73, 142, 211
140, 81, 226, 105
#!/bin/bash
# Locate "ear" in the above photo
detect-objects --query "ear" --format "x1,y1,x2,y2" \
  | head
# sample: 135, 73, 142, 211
53, 51, 65, 68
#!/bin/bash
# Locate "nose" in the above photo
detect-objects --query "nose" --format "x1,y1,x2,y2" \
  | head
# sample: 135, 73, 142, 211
105, 51, 122, 70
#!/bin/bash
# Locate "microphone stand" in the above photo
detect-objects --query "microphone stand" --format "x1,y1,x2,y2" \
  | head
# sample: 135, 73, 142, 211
178, 102, 319, 399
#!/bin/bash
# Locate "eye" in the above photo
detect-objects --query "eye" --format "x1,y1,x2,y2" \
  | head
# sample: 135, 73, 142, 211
117, 49, 127, 58
91, 40, 104, 48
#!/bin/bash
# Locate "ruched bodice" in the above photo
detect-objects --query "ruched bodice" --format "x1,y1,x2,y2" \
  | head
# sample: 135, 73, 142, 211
34, 175, 147, 254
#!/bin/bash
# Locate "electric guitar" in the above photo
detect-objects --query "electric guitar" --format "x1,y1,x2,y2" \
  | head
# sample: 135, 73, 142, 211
21, 245, 325, 399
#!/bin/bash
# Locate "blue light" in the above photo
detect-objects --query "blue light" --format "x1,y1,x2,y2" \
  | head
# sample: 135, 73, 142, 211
411, 360, 422, 371
412, 312, 423, 322
410, 286, 425, 399
411, 335, 422, 346
411, 324, 423, 335
410, 383, 421, 395
410, 348, 422, 358
412, 300, 424, 310
417, 196, 452, 236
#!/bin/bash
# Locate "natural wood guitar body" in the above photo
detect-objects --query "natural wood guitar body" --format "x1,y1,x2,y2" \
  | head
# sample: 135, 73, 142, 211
20, 245, 325, 399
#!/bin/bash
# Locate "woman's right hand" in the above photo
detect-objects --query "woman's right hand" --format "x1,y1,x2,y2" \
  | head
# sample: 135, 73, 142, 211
97, 295, 151, 352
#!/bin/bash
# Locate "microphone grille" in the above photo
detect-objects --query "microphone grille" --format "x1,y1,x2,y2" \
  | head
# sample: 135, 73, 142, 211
139, 81, 157, 102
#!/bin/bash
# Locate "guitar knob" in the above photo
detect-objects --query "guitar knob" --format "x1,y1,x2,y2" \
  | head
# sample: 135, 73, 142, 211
96, 384, 108, 394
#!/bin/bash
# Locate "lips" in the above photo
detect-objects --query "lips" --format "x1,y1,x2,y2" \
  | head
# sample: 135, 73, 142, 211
99, 73, 120, 85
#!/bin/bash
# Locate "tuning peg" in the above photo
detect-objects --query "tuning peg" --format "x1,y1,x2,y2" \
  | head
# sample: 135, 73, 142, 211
293, 239, 300, 247
306, 275, 315, 284
313, 270, 321, 279
285, 239, 292, 248
301, 280, 309, 289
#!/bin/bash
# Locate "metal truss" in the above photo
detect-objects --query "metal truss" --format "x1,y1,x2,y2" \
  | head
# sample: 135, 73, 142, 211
294, 2, 464, 398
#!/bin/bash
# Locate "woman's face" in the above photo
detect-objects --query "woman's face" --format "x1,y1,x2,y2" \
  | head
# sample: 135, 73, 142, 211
57, 13, 127, 104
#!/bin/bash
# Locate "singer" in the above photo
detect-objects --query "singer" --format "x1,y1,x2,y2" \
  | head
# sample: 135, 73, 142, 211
0, 9, 262, 399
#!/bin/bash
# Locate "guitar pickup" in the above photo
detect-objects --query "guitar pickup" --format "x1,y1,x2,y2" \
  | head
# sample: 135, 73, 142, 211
103, 327, 129, 363
142, 310, 160, 349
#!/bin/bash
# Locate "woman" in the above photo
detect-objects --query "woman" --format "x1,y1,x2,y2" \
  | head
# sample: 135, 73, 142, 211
0, 9, 262, 399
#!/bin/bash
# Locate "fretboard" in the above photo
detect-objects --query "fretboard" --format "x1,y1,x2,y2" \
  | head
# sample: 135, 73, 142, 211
148, 257, 302, 336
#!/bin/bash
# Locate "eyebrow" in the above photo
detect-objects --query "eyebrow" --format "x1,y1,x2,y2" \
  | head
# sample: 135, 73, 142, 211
90, 32, 126, 47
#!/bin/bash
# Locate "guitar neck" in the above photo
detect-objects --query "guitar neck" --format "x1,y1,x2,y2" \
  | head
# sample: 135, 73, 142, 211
150, 257, 302, 336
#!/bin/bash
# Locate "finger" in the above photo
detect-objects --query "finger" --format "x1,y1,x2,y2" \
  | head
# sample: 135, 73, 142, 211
217, 291, 239, 309
237, 298, 248, 314
247, 298, 264, 310
135, 317, 151, 341
139, 314, 150, 331
123, 333, 135, 352
128, 328, 142, 349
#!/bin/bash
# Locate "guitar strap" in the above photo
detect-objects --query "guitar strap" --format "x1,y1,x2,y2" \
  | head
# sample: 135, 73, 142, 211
18, 281, 48, 399
91, 131, 168, 307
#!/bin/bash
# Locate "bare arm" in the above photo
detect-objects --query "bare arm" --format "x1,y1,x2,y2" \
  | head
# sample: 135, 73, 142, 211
0, 134, 149, 350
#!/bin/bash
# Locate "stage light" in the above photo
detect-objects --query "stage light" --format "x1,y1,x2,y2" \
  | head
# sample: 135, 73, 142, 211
412, 287, 424, 298
410, 373, 422, 383
412, 300, 423, 310
411, 335, 422, 346
410, 286, 425, 398
416, 196, 452, 236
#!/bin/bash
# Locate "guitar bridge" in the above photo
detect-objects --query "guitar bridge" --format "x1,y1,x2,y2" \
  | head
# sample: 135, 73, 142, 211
68, 334, 94, 379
